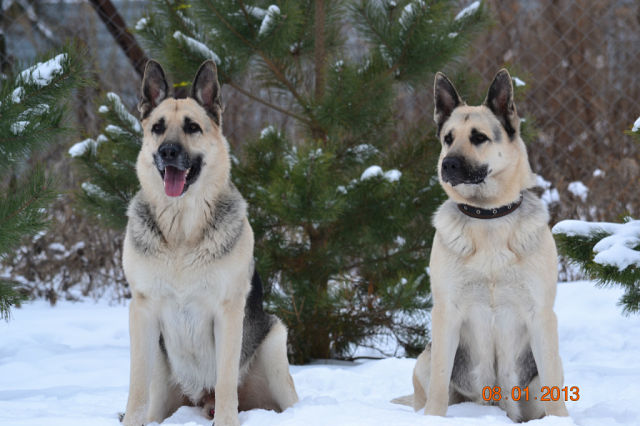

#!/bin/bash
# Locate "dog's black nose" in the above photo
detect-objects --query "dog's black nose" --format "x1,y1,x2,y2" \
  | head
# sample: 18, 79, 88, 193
442, 156, 462, 173
158, 143, 183, 161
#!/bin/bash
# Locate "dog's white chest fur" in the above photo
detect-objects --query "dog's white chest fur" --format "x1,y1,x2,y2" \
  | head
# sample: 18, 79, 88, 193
157, 290, 218, 398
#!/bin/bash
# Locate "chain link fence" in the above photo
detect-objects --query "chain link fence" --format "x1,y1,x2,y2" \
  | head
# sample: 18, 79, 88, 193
468, 0, 640, 223
1, 0, 639, 300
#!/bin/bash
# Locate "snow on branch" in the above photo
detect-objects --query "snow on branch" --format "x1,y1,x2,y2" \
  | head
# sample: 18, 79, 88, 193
19, 54, 67, 87
173, 31, 221, 64
455, 1, 480, 21
361, 165, 402, 183
259, 5, 281, 37
399, 0, 425, 30
553, 219, 640, 271
106, 92, 142, 134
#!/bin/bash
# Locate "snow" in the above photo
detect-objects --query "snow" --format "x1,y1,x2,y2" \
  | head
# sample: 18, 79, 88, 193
105, 124, 127, 136
106, 92, 142, 133
81, 182, 108, 198
1, 281, 639, 425
361, 166, 402, 182
68, 138, 95, 158
383, 169, 402, 182
536, 174, 560, 207
567, 181, 588, 202
361, 165, 383, 180
11, 86, 24, 103
455, 1, 480, 21
592, 169, 604, 178
135, 17, 148, 31
632, 116, 640, 132
258, 5, 280, 36
9, 120, 29, 135
19, 103, 50, 118
19, 53, 66, 87
399, 0, 425, 29
173, 31, 221, 65
47, 242, 66, 252
246, 5, 267, 19
98, 105, 109, 113
512, 77, 526, 87
552, 220, 621, 238
552, 219, 640, 271
260, 125, 277, 139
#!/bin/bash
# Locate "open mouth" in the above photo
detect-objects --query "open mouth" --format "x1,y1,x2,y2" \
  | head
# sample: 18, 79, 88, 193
158, 156, 202, 197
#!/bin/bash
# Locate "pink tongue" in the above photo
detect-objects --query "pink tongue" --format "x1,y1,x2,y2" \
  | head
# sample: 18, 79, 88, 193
164, 166, 187, 197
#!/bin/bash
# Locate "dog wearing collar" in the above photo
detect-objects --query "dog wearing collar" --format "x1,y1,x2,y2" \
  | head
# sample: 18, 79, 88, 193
397, 70, 569, 421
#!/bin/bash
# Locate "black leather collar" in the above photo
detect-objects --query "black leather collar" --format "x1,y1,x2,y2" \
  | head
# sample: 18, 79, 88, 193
457, 193, 523, 219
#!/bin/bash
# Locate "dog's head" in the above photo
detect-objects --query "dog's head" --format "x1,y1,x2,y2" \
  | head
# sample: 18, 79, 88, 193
433, 69, 535, 207
136, 60, 229, 200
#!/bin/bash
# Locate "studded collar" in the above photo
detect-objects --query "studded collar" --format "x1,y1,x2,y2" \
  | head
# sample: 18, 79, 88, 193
457, 193, 523, 219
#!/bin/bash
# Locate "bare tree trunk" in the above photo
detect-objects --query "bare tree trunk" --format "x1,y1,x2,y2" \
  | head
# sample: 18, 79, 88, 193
314, 0, 326, 101
88, 0, 148, 78
312, 0, 326, 140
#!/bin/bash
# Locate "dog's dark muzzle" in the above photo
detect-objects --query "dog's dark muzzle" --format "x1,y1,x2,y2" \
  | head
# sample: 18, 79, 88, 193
440, 156, 488, 186
153, 143, 203, 197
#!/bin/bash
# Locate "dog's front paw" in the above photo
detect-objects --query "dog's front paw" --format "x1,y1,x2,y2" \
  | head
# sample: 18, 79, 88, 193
213, 410, 240, 426
546, 402, 569, 417
424, 398, 448, 417
121, 409, 145, 426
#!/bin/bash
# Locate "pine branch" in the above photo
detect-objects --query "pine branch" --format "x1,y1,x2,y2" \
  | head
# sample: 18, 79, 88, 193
0, 169, 56, 256
0, 280, 26, 321
227, 80, 312, 125
200, 1, 325, 134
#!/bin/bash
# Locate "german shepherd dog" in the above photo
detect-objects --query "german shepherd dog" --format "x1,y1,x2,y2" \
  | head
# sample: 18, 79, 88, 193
396, 70, 569, 422
121, 60, 298, 426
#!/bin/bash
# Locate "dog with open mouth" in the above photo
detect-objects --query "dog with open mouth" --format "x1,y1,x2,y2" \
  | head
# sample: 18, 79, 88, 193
393, 70, 569, 422
121, 60, 298, 426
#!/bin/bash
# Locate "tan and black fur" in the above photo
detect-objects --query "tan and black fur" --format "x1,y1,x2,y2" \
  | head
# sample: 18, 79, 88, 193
121, 60, 298, 426
395, 70, 569, 422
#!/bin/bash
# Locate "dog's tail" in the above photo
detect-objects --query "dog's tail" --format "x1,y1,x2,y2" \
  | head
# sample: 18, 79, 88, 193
390, 394, 414, 407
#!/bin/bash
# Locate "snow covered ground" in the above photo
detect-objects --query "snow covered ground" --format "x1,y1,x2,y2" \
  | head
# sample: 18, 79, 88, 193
1, 280, 639, 426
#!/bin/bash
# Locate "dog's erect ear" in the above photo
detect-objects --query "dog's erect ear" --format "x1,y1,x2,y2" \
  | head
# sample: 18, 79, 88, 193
434, 72, 462, 137
484, 69, 518, 140
138, 60, 169, 119
191, 60, 222, 126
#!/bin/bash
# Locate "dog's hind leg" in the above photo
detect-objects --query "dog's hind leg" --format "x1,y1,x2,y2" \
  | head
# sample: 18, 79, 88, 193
243, 319, 298, 412
407, 343, 467, 411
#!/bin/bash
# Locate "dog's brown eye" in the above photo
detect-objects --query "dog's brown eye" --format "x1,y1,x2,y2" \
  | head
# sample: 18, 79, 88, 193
188, 123, 201, 133
151, 119, 166, 135
444, 132, 453, 145
184, 119, 202, 134
470, 130, 489, 145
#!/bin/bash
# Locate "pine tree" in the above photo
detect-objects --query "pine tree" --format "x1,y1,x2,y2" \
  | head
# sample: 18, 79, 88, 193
553, 122, 640, 314
0, 47, 83, 320
78, 0, 487, 362
69, 92, 142, 229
